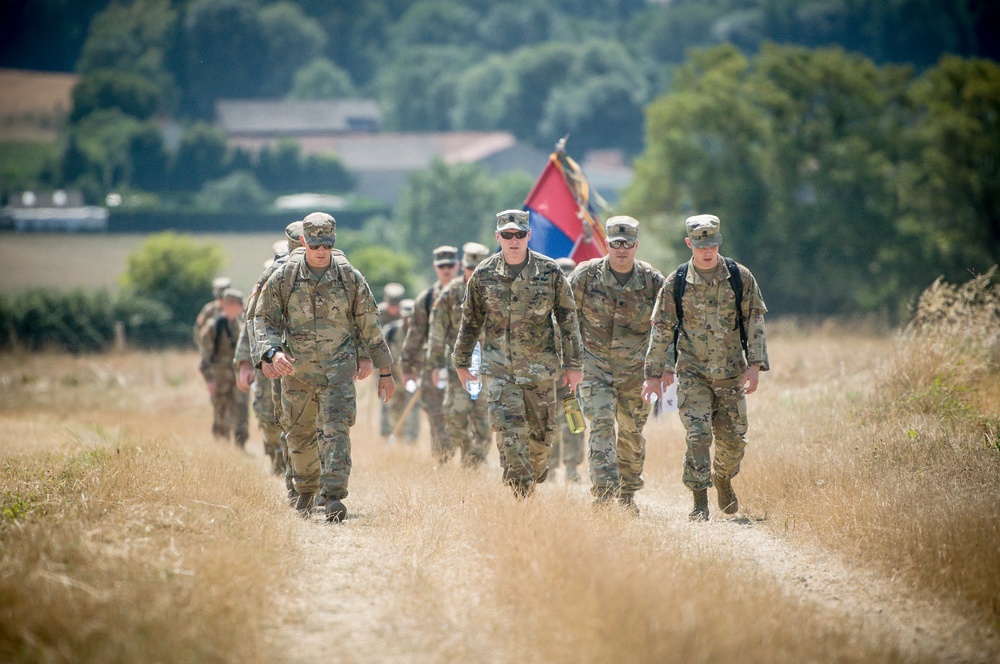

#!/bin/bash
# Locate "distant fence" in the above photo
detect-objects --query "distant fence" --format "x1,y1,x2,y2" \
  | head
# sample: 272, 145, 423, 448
106, 208, 389, 233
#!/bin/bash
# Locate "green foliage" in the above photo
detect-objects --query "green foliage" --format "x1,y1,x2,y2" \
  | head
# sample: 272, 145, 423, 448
120, 232, 226, 330
0, 289, 116, 353
167, 123, 232, 191
0, 141, 58, 196
379, 45, 477, 131
194, 171, 270, 211
258, 2, 327, 96
287, 58, 357, 99
69, 69, 163, 123
342, 245, 416, 300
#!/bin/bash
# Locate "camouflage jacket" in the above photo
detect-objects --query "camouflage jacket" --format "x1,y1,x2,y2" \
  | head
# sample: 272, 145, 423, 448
193, 299, 221, 345
453, 251, 583, 384
400, 281, 447, 376
645, 257, 769, 381
426, 278, 482, 371
198, 315, 242, 382
254, 252, 392, 386
234, 248, 305, 367
569, 257, 665, 380
383, 318, 410, 381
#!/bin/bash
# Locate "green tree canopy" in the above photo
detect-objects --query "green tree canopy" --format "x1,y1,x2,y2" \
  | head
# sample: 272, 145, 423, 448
287, 58, 357, 99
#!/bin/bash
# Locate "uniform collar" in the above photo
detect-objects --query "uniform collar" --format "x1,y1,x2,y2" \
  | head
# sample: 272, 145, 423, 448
599, 256, 644, 290
496, 250, 536, 279
686, 257, 729, 286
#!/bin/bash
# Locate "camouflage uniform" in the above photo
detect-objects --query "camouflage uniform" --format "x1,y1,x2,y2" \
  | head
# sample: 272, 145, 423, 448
198, 292, 249, 447
645, 217, 769, 494
550, 257, 585, 481
381, 302, 420, 443
427, 257, 491, 467
377, 282, 405, 328
254, 217, 392, 503
193, 276, 231, 344
453, 228, 582, 496
569, 222, 665, 501
401, 280, 450, 461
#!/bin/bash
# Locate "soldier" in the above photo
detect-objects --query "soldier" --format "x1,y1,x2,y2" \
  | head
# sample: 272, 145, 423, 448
402, 245, 460, 462
426, 242, 492, 468
569, 217, 665, 513
378, 282, 406, 328
454, 210, 583, 498
642, 214, 769, 522
549, 256, 587, 483
236, 232, 301, 477
382, 298, 421, 444
198, 288, 249, 447
255, 212, 394, 523
193, 276, 231, 344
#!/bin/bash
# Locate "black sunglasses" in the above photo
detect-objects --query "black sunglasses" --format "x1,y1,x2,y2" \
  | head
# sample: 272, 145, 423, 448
308, 243, 333, 250
499, 230, 527, 240
609, 240, 636, 249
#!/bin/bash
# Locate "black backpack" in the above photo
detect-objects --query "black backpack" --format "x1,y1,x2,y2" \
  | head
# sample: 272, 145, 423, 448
672, 257, 747, 363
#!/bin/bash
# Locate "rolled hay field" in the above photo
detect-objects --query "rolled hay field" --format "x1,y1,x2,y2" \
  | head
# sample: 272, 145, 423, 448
1, 293, 999, 662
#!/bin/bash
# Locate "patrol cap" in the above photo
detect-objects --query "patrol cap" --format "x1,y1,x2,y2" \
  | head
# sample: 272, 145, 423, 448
285, 220, 304, 244
399, 298, 416, 318
606, 215, 639, 243
433, 245, 459, 267
212, 276, 232, 298
383, 282, 405, 305
496, 209, 529, 232
301, 211, 336, 246
462, 242, 491, 268
272, 239, 289, 258
221, 287, 244, 303
555, 257, 577, 275
686, 214, 723, 248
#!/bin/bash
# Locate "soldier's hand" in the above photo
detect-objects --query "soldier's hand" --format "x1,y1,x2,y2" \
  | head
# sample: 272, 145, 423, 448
661, 370, 675, 387
206, 380, 217, 396
261, 361, 280, 380
743, 364, 760, 395
356, 358, 374, 380
237, 362, 254, 392
272, 351, 296, 376
456, 367, 475, 387
377, 374, 395, 403
561, 369, 583, 391
641, 378, 661, 403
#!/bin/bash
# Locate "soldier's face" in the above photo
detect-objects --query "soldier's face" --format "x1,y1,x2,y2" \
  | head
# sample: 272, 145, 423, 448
686, 238, 720, 269
496, 228, 530, 264
301, 236, 333, 268
607, 239, 638, 272
221, 300, 243, 320
434, 262, 458, 284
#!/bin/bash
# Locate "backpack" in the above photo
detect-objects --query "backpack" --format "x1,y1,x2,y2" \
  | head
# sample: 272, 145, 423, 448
672, 257, 747, 363
211, 315, 236, 363
273, 250, 362, 340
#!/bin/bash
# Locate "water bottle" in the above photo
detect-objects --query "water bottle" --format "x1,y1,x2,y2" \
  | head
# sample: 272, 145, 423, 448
562, 392, 586, 434
466, 341, 482, 400
436, 368, 447, 390
405, 378, 417, 394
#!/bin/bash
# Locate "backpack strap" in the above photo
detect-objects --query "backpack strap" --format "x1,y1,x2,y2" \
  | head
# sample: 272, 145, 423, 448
723, 257, 748, 359
671, 262, 689, 365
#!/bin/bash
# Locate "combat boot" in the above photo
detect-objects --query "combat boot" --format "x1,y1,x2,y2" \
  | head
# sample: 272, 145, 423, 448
619, 493, 640, 517
325, 500, 347, 523
535, 467, 549, 484
715, 475, 739, 515
564, 465, 580, 483
688, 489, 709, 522
293, 492, 314, 517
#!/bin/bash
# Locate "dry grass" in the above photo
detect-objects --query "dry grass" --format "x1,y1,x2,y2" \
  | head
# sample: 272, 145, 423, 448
742, 274, 1000, 619
0, 69, 76, 142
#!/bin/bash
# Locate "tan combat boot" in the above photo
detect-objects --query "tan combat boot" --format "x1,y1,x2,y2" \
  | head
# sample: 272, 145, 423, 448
715, 475, 739, 514
689, 489, 709, 522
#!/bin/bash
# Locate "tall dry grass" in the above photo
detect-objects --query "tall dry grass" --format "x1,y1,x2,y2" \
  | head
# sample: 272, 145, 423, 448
742, 271, 1000, 618
0, 351, 296, 663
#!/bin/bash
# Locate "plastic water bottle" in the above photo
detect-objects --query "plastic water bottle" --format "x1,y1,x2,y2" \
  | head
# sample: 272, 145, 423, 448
436, 369, 447, 390
562, 392, 586, 433
466, 341, 482, 400
405, 378, 417, 394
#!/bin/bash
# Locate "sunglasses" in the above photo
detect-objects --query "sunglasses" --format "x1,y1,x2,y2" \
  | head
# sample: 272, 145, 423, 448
308, 243, 333, 250
499, 230, 528, 240
609, 240, 636, 249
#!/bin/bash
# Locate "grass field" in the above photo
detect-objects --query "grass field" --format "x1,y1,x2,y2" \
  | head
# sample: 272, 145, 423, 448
0, 232, 285, 296
0, 69, 75, 142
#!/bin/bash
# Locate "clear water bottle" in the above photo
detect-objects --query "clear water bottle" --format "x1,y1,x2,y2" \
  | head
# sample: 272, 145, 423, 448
466, 341, 482, 400
436, 368, 447, 390
405, 378, 417, 394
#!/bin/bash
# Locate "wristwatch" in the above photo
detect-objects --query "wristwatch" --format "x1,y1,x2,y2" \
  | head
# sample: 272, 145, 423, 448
263, 347, 281, 363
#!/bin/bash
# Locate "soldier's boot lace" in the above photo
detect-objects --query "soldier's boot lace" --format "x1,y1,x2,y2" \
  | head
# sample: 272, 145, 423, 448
689, 489, 709, 522
325, 500, 347, 523
715, 475, 739, 515
294, 492, 314, 518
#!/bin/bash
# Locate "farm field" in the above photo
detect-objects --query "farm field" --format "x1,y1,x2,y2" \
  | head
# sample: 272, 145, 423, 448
0, 232, 283, 296
1, 320, 999, 663
0, 69, 76, 142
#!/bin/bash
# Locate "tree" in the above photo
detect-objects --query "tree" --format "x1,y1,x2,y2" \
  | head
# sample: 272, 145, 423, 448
168, 123, 232, 191
258, 2, 327, 96
195, 171, 270, 211
388, 1, 479, 51
379, 45, 475, 130
125, 121, 169, 192
70, 69, 163, 123
254, 140, 303, 193
287, 58, 357, 99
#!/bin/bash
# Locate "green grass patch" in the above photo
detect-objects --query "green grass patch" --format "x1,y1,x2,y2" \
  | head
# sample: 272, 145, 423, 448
0, 140, 57, 191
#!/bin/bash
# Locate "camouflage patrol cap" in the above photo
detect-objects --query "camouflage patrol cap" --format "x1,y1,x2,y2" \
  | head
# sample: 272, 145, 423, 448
462, 242, 491, 268
433, 245, 459, 267
272, 239, 289, 258
220, 287, 244, 303
212, 276, 231, 298
496, 209, 529, 232
555, 257, 577, 275
383, 282, 405, 305
606, 215, 639, 243
284, 220, 304, 246
301, 211, 336, 246
399, 298, 416, 318
686, 214, 723, 248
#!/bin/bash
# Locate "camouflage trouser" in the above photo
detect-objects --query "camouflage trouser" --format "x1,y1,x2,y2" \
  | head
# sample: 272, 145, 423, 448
677, 373, 748, 492
421, 369, 448, 462
580, 375, 648, 498
380, 379, 420, 443
487, 375, 556, 492
252, 368, 283, 470
280, 376, 356, 501
549, 382, 585, 473
209, 370, 249, 446
443, 371, 491, 467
